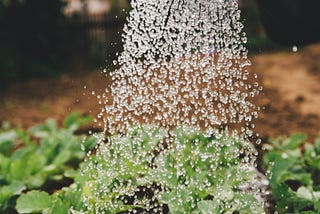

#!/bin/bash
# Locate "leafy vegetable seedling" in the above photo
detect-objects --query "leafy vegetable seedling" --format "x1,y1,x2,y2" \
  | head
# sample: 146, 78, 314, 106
263, 133, 320, 213
0, 113, 98, 213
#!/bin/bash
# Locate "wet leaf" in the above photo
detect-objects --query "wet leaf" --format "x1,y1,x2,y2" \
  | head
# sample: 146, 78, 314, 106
16, 191, 52, 213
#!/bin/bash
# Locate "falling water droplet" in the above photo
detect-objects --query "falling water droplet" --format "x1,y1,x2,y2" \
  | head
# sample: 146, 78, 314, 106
292, 45, 298, 52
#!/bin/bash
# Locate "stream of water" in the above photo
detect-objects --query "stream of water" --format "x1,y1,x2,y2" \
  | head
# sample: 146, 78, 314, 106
101, 0, 261, 137
85, 0, 265, 212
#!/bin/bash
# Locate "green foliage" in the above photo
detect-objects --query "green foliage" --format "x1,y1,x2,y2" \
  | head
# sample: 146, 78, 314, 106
14, 126, 263, 214
264, 133, 320, 213
16, 187, 82, 214
16, 191, 53, 213
15, 173, 86, 213
6, 112, 320, 214
78, 126, 263, 213
0, 113, 98, 213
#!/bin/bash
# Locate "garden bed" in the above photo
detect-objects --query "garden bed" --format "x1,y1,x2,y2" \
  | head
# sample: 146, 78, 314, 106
1, 114, 320, 213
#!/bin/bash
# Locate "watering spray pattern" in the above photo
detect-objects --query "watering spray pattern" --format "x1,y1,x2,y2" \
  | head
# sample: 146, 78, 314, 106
100, 0, 261, 136
84, 0, 266, 212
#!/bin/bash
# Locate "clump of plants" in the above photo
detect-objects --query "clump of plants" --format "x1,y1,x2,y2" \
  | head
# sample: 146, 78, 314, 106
5, 113, 320, 213
0, 113, 98, 213
12, 125, 265, 214
1, 113, 267, 213
263, 133, 320, 213
71, 126, 264, 213
78, 127, 263, 213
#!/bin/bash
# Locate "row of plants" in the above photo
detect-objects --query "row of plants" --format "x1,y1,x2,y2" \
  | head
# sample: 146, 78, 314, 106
263, 133, 320, 213
1, 113, 320, 213
0, 113, 98, 213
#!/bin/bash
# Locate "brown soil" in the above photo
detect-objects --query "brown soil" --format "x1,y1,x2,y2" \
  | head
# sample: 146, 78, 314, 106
1, 43, 320, 143
253, 44, 320, 142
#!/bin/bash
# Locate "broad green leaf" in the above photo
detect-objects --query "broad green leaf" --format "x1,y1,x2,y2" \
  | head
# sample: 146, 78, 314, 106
64, 169, 79, 179
0, 188, 12, 206
297, 186, 320, 201
286, 133, 306, 150
52, 150, 71, 166
0, 181, 25, 205
82, 181, 95, 198
286, 148, 302, 158
197, 200, 221, 214
51, 198, 68, 214
159, 191, 176, 205
218, 187, 235, 201
314, 200, 320, 210
0, 130, 17, 155
10, 159, 30, 180
0, 153, 10, 176
232, 193, 265, 213
46, 119, 58, 132
42, 164, 58, 174
16, 191, 53, 213
160, 192, 186, 214
82, 136, 99, 152
313, 191, 320, 201
24, 174, 46, 189
64, 112, 92, 131
268, 158, 295, 188
10, 152, 47, 182
263, 151, 282, 165
29, 128, 49, 138
305, 143, 314, 154
0, 130, 17, 142
280, 172, 312, 186
64, 112, 82, 129
8, 181, 26, 194
29, 119, 57, 138
62, 186, 84, 211
292, 197, 314, 212
39, 139, 60, 163
17, 130, 35, 146
305, 155, 320, 170
27, 153, 47, 174
11, 146, 35, 161
50, 174, 64, 181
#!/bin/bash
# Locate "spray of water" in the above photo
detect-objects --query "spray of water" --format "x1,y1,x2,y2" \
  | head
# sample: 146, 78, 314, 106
84, 0, 266, 212
100, 0, 260, 136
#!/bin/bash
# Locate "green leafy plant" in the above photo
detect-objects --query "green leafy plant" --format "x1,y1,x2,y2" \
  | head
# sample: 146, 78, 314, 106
15, 171, 86, 214
0, 113, 97, 213
18, 126, 263, 213
149, 127, 263, 213
263, 133, 320, 213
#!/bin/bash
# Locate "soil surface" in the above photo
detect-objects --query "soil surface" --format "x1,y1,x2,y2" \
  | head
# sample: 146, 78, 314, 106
1, 43, 320, 143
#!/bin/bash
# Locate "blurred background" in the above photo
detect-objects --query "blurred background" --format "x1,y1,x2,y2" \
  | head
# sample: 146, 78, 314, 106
0, 0, 130, 87
0, 0, 320, 141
